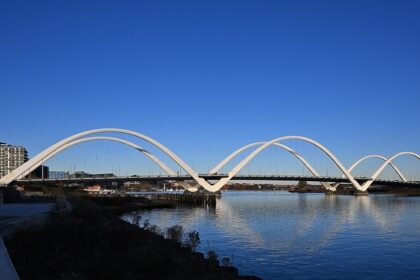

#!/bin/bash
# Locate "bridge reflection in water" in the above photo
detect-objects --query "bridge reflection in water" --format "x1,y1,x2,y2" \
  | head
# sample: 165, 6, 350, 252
123, 191, 420, 280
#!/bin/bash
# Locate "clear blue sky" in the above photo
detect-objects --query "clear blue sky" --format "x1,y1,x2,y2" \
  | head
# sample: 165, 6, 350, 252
1, 1, 419, 176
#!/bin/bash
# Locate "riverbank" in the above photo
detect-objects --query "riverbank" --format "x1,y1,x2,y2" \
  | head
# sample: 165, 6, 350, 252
288, 183, 420, 195
5, 196, 260, 280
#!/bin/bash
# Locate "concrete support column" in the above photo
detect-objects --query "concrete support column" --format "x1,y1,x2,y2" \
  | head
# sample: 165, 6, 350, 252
324, 190, 337, 195
353, 190, 369, 196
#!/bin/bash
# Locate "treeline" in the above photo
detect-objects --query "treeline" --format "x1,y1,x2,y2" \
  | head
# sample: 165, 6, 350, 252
222, 183, 290, 191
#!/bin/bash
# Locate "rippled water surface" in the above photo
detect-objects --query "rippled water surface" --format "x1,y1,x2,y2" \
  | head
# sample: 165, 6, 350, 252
124, 191, 420, 280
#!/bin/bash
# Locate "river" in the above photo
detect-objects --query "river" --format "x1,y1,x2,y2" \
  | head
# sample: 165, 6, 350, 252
122, 191, 420, 280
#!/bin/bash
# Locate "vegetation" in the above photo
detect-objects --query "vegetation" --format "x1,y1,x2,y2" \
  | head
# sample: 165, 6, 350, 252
222, 257, 232, 266
222, 183, 289, 191
297, 180, 308, 188
184, 230, 201, 252
166, 225, 184, 243
5, 196, 260, 280
207, 250, 219, 262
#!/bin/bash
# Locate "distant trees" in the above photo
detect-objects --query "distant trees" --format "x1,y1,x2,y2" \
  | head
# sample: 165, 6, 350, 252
297, 180, 308, 189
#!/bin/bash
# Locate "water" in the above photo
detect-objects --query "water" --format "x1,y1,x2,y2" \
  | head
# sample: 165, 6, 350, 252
122, 191, 420, 280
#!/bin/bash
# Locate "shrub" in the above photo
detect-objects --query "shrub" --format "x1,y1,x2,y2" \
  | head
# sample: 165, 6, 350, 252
145, 224, 163, 236
130, 212, 141, 227
166, 225, 183, 243
207, 250, 218, 261
184, 230, 200, 252
221, 257, 231, 266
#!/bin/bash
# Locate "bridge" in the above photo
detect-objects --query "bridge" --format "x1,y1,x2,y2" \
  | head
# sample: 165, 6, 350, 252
15, 175, 420, 188
1, 128, 419, 192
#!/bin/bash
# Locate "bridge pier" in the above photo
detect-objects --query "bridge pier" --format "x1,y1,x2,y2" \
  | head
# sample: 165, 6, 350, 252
353, 190, 369, 196
324, 190, 336, 195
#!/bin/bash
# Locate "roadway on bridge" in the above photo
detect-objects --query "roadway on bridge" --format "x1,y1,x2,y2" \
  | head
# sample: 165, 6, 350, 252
15, 175, 420, 188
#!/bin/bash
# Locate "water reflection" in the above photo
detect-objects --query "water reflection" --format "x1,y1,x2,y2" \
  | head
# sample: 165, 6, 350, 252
123, 192, 420, 280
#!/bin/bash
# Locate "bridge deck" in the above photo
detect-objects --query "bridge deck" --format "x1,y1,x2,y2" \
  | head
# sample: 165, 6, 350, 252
13, 174, 420, 187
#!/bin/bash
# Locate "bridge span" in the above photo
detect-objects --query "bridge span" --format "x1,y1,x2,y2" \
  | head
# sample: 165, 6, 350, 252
1, 128, 419, 192
14, 175, 420, 188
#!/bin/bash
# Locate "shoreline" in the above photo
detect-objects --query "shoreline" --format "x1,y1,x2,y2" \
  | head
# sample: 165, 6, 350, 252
5, 196, 261, 280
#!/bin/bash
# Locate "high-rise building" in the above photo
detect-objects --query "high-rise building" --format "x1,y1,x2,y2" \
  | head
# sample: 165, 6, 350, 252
0, 142, 29, 177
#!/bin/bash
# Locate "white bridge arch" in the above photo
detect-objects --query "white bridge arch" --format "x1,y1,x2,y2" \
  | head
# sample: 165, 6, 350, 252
361, 152, 420, 191
332, 155, 408, 190
209, 141, 336, 191
208, 136, 364, 192
210, 142, 414, 192
347, 155, 407, 182
0, 128, 209, 190
0, 128, 418, 192
13, 136, 177, 179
